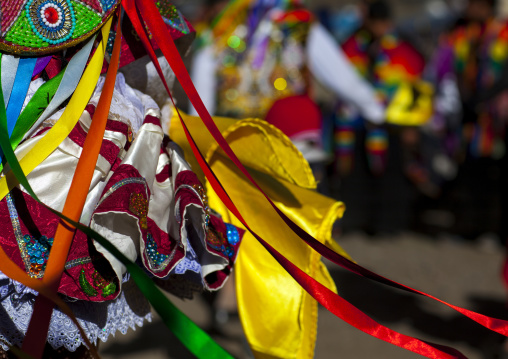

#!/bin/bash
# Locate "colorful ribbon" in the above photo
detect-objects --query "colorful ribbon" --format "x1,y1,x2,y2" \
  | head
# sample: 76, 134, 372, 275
23, 38, 96, 140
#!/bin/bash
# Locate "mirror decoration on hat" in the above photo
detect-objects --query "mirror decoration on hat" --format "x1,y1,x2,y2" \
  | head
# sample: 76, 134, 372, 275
156, 0, 189, 35
0, 0, 120, 55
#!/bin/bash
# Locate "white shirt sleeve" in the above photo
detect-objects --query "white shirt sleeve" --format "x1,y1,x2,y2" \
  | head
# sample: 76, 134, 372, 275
189, 45, 217, 116
307, 23, 385, 124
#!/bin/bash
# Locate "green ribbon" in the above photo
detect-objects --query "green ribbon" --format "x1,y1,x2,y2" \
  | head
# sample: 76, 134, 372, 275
11, 71, 64, 143
0, 53, 234, 359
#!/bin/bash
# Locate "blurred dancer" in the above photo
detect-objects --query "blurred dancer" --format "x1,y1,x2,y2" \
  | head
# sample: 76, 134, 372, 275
431, 0, 508, 239
337, 0, 434, 233
190, 0, 385, 167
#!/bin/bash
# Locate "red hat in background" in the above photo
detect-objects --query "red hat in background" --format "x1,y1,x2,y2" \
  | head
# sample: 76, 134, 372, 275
265, 95, 330, 163
265, 95, 322, 142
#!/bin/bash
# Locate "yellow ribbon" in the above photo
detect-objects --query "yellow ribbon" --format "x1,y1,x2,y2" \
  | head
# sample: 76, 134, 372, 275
0, 18, 112, 201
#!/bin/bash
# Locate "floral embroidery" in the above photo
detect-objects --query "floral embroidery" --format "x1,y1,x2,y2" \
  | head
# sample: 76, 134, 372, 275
79, 268, 117, 298
93, 270, 117, 297
6, 193, 55, 278
22, 234, 54, 277
79, 269, 98, 297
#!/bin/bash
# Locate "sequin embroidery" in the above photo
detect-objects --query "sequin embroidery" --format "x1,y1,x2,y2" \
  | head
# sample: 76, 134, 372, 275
156, 1, 189, 34
129, 192, 148, 229
225, 223, 240, 245
207, 229, 234, 259
6, 193, 55, 278
145, 232, 175, 269
79, 268, 117, 298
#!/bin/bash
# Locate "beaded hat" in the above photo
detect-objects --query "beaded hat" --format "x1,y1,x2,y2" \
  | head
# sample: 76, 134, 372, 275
0, 0, 121, 55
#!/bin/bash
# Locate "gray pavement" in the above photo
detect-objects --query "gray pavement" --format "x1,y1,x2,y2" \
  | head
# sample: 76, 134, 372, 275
100, 232, 506, 359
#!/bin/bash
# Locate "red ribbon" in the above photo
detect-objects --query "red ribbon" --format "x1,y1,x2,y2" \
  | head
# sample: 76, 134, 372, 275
125, 1, 508, 357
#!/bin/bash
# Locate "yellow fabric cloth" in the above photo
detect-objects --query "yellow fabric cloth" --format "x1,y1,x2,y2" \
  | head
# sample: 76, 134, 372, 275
386, 81, 434, 126
169, 110, 349, 359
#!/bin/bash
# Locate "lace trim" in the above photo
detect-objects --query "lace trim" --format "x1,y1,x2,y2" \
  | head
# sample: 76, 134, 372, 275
0, 274, 151, 352
173, 240, 201, 275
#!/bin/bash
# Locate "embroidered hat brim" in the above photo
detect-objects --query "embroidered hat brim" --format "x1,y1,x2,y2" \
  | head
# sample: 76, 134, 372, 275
0, 0, 121, 56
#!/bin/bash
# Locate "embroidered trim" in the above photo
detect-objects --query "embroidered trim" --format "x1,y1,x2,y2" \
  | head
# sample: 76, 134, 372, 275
78, 268, 117, 298
174, 183, 210, 228
95, 177, 147, 208
64, 256, 92, 270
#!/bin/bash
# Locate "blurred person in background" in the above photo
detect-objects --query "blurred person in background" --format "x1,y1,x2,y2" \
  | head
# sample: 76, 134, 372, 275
189, 0, 386, 169
429, 0, 508, 241
335, 0, 435, 234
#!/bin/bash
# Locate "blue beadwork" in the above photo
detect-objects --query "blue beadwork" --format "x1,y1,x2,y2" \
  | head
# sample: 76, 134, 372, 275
225, 247, 234, 259
225, 223, 240, 245
101, 0, 117, 11
146, 233, 169, 267
24, 234, 54, 267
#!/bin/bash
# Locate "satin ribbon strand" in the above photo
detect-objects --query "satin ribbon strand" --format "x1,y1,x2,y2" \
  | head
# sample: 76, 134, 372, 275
6, 58, 37, 136
1, 55, 19, 107
0, 55, 100, 359
122, 3, 471, 358
0, 58, 38, 162
128, 0, 508, 354
32, 56, 52, 78
23, 14, 122, 359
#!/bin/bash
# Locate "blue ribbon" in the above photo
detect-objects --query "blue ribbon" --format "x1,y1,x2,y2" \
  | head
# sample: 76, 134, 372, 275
6, 58, 37, 136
